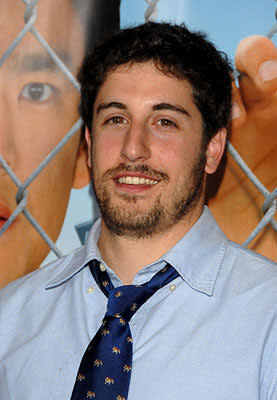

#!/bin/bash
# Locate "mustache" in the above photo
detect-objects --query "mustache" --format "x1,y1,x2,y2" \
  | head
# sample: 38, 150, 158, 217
102, 163, 169, 182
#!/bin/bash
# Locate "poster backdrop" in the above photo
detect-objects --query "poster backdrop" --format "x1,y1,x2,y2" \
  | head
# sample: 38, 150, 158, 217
0, 0, 276, 288
0, 0, 120, 287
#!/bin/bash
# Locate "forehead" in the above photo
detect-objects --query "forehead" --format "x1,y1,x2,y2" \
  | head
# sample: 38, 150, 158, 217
0, 0, 85, 73
95, 62, 195, 109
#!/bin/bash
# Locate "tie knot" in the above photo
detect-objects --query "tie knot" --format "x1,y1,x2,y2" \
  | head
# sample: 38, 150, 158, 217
89, 260, 179, 322
105, 285, 154, 322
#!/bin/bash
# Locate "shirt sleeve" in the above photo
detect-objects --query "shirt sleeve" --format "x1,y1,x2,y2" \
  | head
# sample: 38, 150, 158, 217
260, 333, 277, 399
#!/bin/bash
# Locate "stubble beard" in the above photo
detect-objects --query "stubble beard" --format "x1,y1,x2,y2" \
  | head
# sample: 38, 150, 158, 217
92, 150, 206, 239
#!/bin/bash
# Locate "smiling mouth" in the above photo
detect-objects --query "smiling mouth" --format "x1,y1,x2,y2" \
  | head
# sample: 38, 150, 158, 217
116, 176, 159, 185
0, 201, 11, 229
0, 217, 8, 228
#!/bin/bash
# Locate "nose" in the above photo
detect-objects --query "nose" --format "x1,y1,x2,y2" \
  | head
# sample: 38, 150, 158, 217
120, 121, 151, 163
0, 94, 16, 173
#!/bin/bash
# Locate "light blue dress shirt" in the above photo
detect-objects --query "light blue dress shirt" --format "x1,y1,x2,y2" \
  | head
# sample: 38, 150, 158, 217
1, 206, 277, 400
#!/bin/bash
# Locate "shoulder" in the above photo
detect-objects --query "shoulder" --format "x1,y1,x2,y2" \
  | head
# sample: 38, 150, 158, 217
0, 245, 83, 313
0, 245, 90, 361
222, 239, 277, 299
226, 239, 276, 272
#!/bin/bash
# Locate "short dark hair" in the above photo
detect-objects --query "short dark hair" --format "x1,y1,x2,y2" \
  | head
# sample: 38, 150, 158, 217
78, 21, 233, 145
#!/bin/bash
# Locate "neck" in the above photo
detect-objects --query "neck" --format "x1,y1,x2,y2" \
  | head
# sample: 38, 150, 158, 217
97, 205, 203, 285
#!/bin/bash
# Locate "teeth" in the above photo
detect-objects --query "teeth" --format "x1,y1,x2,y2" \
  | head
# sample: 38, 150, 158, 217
117, 176, 158, 185
132, 177, 140, 184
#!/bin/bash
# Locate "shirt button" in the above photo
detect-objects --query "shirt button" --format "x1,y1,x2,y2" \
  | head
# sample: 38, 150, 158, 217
169, 284, 176, 292
100, 263, 106, 272
87, 286, 94, 293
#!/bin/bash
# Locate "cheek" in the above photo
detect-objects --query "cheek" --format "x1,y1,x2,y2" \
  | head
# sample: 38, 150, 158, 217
15, 122, 80, 182
92, 134, 121, 169
30, 137, 80, 234
40, 135, 79, 193
156, 138, 187, 170
156, 137, 201, 186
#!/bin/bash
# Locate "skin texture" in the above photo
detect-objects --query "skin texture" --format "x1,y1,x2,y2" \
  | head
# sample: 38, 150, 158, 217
86, 62, 226, 284
0, 0, 89, 288
207, 36, 277, 261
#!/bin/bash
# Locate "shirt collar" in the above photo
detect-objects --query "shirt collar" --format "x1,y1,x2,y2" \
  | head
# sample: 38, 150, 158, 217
46, 206, 227, 296
162, 206, 227, 296
45, 218, 102, 289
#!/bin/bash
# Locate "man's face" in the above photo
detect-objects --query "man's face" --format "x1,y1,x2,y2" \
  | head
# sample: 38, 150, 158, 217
88, 62, 225, 238
0, 0, 87, 286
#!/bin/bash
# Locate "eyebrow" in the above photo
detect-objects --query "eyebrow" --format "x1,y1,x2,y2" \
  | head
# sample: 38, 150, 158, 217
11, 51, 73, 73
152, 103, 191, 117
96, 101, 191, 118
96, 102, 127, 114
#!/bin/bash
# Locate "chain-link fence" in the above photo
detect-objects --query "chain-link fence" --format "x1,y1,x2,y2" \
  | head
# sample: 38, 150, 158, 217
0, 0, 276, 270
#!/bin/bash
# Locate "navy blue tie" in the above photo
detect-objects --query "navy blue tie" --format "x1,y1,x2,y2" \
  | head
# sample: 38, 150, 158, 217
71, 259, 179, 400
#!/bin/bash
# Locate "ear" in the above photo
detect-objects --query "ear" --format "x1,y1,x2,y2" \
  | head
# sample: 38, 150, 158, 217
204, 128, 227, 175
72, 130, 91, 189
85, 126, 92, 169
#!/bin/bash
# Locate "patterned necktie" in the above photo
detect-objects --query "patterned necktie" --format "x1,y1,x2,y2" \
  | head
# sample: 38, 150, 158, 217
71, 259, 178, 400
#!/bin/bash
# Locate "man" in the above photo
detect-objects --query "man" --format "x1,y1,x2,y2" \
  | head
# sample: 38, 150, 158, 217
0, 0, 120, 287
1, 22, 276, 399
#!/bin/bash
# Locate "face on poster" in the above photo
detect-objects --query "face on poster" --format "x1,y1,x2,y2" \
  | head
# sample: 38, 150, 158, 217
0, 0, 120, 287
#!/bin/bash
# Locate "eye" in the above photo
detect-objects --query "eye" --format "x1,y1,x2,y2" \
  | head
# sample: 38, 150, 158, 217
105, 116, 127, 125
156, 119, 177, 127
20, 82, 57, 102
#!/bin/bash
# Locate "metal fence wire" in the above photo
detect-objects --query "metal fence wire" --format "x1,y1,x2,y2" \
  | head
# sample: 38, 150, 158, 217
0, 0, 276, 262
